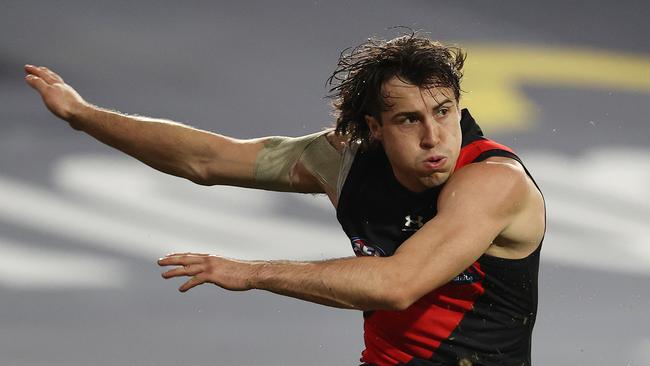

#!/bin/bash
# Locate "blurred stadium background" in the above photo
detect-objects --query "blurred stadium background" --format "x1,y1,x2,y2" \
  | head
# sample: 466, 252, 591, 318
1, 1, 649, 365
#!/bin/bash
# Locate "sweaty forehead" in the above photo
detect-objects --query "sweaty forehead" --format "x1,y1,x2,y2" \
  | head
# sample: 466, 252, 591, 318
380, 77, 455, 111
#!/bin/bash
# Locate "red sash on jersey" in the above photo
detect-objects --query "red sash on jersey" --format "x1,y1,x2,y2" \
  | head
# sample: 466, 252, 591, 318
454, 139, 516, 171
361, 139, 517, 366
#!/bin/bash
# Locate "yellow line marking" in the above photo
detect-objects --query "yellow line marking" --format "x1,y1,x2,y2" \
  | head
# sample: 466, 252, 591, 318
460, 44, 650, 131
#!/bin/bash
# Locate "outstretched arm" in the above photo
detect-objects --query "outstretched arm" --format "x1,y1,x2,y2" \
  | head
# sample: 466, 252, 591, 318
158, 253, 389, 310
158, 160, 543, 311
24, 65, 332, 192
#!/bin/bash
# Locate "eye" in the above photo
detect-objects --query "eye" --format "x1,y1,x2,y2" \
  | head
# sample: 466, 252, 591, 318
401, 115, 420, 124
435, 107, 450, 117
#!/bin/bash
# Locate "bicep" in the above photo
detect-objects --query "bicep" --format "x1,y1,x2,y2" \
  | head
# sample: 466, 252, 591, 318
200, 131, 342, 194
196, 134, 266, 187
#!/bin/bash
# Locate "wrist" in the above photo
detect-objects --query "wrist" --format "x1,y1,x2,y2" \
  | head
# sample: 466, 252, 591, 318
67, 102, 95, 130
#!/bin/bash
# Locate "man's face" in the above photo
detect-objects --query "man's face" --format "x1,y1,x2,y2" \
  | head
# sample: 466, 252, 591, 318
365, 76, 462, 192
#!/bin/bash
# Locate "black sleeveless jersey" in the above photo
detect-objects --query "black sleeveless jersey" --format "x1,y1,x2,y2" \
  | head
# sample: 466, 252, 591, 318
336, 109, 543, 366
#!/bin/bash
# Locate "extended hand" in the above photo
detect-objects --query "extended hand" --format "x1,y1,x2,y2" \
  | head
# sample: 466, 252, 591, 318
24, 64, 88, 123
158, 253, 261, 292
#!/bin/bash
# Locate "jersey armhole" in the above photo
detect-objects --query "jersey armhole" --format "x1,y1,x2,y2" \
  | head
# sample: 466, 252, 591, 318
473, 149, 521, 163
335, 140, 360, 202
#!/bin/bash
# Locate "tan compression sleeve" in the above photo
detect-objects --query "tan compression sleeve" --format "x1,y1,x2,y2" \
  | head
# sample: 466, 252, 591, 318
253, 131, 343, 193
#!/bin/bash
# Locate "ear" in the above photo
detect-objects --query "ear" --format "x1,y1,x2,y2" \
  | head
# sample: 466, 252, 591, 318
365, 115, 383, 141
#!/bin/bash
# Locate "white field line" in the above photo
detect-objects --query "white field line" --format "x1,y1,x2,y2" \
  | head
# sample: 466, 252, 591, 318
523, 149, 650, 275
0, 237, 127, 289
0, 173, 350, 263
1, 148, 649, 292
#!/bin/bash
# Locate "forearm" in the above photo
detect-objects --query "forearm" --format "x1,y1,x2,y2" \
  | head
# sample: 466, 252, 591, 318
25, 65, 267, 187
252, 256, 406, 311
69, 104, 254, 184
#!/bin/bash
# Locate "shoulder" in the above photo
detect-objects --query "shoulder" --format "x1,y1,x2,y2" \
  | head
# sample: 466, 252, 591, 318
447, 156, 529, 194
440, 156, 545, 258
439, 156, 532, 218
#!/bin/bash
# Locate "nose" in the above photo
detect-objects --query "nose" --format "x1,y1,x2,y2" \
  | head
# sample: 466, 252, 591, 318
420, 118, 441, 149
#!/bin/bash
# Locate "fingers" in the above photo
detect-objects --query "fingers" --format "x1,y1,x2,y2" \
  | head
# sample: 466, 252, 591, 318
159, 253, 209, 292
161, 264, 203, 279
24, 74, 49, 93
157, 253, 207, 266
179, 276, 206, 292
158, 253, 220, 292
166, 252, 209, 257
24, 64, 64, 85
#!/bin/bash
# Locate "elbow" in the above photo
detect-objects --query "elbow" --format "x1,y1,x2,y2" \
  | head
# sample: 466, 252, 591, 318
388, 294, 417, 312
186, 170, 210, 186
188, 176, 211, 186
378, 284, 419, 311
187, 172, 212, 186
368, 262, 422, 311
186, 160, 216, 186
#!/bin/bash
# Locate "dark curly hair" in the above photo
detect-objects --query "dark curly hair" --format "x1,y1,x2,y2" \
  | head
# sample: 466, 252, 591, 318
327, 32, 466, 149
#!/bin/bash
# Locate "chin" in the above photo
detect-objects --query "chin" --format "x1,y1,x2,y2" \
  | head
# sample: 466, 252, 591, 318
421, 173, 449, 188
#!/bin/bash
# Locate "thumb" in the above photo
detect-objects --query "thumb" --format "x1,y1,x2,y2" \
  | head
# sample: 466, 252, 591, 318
25, 74, 48, 94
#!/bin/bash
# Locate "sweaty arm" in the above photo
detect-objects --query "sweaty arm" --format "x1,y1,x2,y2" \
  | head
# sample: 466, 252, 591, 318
24, 64, 341, 192
160, 160, 541, 311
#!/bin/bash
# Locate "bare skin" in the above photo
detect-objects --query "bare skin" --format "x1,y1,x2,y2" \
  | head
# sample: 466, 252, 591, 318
158, 155, 544, 310
26, 66, 544, 311
364, 78, 462, 192
23, 64, 322, 191
158, 78, 544, 310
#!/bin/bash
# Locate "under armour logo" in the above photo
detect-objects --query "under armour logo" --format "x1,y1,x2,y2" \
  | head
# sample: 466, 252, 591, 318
402, 215, 424, 231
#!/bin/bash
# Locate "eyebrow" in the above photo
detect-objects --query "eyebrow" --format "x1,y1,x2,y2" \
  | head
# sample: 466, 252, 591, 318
389, 98, 454, 121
